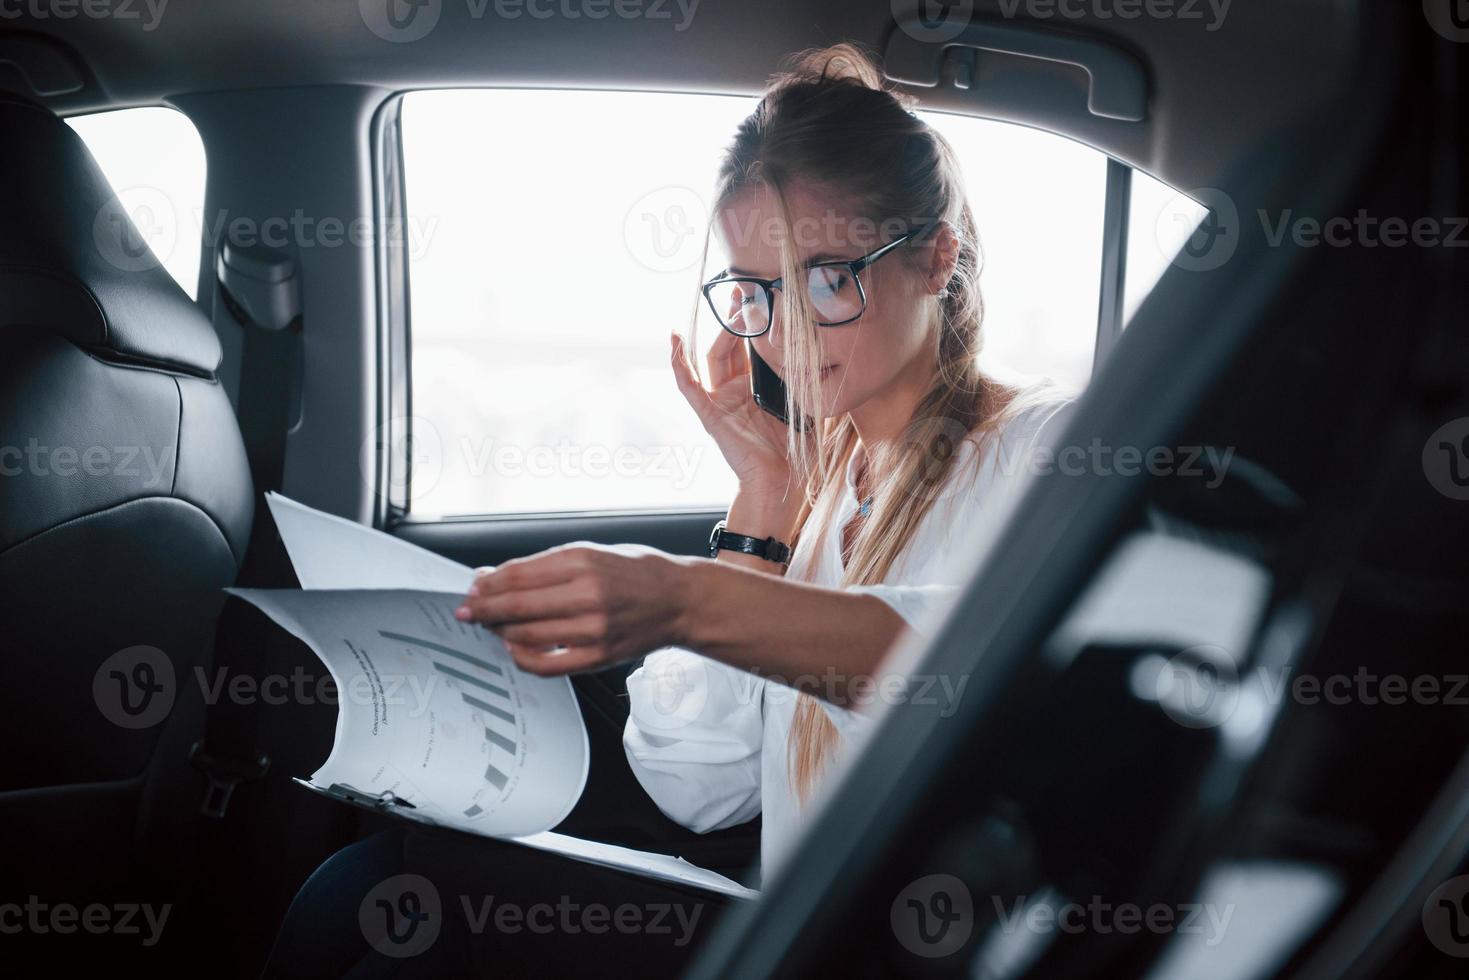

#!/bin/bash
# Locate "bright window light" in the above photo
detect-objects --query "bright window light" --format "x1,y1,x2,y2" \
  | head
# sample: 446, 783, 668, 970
401, 89, 1108, 518
67, 106, 208, 300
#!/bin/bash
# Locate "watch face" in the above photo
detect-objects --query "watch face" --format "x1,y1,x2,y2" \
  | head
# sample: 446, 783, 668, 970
708, 520, 725, 558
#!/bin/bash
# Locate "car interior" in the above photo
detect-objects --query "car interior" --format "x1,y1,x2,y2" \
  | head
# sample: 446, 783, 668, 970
1, 1, 1466, 976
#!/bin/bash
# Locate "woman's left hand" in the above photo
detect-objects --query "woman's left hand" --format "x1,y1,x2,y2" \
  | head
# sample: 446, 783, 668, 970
454, 543, 694, 676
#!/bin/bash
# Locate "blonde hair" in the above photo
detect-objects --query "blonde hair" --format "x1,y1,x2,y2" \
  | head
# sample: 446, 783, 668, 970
692, 44, 1029, 801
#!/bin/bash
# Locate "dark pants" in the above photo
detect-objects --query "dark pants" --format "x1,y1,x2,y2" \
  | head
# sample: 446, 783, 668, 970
262, 665, 750, 978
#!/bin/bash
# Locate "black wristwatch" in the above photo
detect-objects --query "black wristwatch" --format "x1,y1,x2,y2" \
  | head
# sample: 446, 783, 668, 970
708, 519, 792, 565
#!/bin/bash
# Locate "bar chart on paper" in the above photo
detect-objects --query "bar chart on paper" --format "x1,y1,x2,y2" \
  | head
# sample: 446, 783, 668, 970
375, 627, 522, 812
238, 495, 758, 899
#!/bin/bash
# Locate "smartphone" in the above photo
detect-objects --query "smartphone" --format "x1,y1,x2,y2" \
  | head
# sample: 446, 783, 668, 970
747, 341, 812, 432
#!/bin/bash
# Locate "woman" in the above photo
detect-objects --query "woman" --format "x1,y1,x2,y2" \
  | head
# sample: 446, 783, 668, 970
266, 43, 1069, 977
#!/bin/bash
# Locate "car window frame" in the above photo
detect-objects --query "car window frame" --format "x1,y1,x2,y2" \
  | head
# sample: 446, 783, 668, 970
375, 88, 1153, 528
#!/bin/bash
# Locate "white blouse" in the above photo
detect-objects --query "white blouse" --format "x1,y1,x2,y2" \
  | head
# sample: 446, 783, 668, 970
622, 397, 1073, 878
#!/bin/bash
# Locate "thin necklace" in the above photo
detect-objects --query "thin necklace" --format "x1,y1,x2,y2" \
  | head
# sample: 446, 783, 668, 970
854, 452, 875, 518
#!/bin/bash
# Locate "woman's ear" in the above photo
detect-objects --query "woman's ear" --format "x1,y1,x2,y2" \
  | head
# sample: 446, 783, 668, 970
922, 221, 961, 295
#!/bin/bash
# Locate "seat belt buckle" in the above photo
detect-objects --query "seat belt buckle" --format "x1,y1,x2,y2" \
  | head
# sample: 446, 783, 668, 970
189, 740, 271, 819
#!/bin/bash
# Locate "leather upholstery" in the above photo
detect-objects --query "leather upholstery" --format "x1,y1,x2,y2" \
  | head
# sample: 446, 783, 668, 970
0, 97, 252, 896
0, 95, 223, 374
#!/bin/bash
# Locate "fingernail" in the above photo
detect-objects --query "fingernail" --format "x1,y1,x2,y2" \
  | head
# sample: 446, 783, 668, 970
454, 606, 470, 620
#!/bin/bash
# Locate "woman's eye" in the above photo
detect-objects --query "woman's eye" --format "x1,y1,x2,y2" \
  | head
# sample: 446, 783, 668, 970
811, 270, 847, 298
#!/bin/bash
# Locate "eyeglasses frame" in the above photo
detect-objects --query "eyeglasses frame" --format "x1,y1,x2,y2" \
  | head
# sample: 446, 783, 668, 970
700, 221, 936, 338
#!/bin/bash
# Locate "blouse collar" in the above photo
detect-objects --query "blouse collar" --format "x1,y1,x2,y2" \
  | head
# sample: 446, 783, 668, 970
840, 433, 983, 518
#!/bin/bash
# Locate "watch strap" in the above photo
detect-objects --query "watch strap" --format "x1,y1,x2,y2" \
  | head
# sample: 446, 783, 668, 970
709, 519, 792, 564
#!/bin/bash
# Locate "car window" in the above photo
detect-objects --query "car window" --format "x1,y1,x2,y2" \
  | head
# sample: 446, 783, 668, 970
922, 111, 1106, 389
399, 90, 1110, 518
1124, 170, 1211, 324
66, 106, 208, 300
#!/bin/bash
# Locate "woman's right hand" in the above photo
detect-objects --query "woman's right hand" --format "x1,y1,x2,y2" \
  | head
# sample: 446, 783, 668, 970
670, 330, 808, 496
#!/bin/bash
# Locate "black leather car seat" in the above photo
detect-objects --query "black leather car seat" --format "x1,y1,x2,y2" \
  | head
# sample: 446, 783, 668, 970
0, 94, 253, 903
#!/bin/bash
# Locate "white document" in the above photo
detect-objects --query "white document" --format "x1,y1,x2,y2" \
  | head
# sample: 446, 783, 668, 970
230, 587, 590, 838
245, 494, 759, 901
266, 492, 475, 593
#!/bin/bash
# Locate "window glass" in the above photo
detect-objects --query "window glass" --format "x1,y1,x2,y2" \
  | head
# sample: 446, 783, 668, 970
1124, 170, 1210, 325
401, 90, 1108, 517
67, 106, 208, 300
923, 111, 1106, 389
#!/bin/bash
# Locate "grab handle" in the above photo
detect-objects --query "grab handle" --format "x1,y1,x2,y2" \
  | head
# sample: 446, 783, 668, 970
885, 17, 1149, 122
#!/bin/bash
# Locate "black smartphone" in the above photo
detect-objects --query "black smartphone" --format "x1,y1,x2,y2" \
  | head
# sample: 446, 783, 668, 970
747, 341, 812, 431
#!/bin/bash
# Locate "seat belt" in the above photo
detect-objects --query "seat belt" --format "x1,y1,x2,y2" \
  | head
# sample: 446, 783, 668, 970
221, 241, 303, 499
191, 242, 304, 816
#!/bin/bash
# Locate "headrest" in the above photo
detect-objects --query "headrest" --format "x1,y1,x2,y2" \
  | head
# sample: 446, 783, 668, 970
0, 97, 221, 375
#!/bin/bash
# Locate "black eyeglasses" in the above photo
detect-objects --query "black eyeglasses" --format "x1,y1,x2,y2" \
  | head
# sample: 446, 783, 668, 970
701, 222, 934, 338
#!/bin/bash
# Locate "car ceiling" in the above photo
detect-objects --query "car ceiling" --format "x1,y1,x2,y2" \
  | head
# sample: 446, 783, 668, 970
4, 0, 1364, 200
